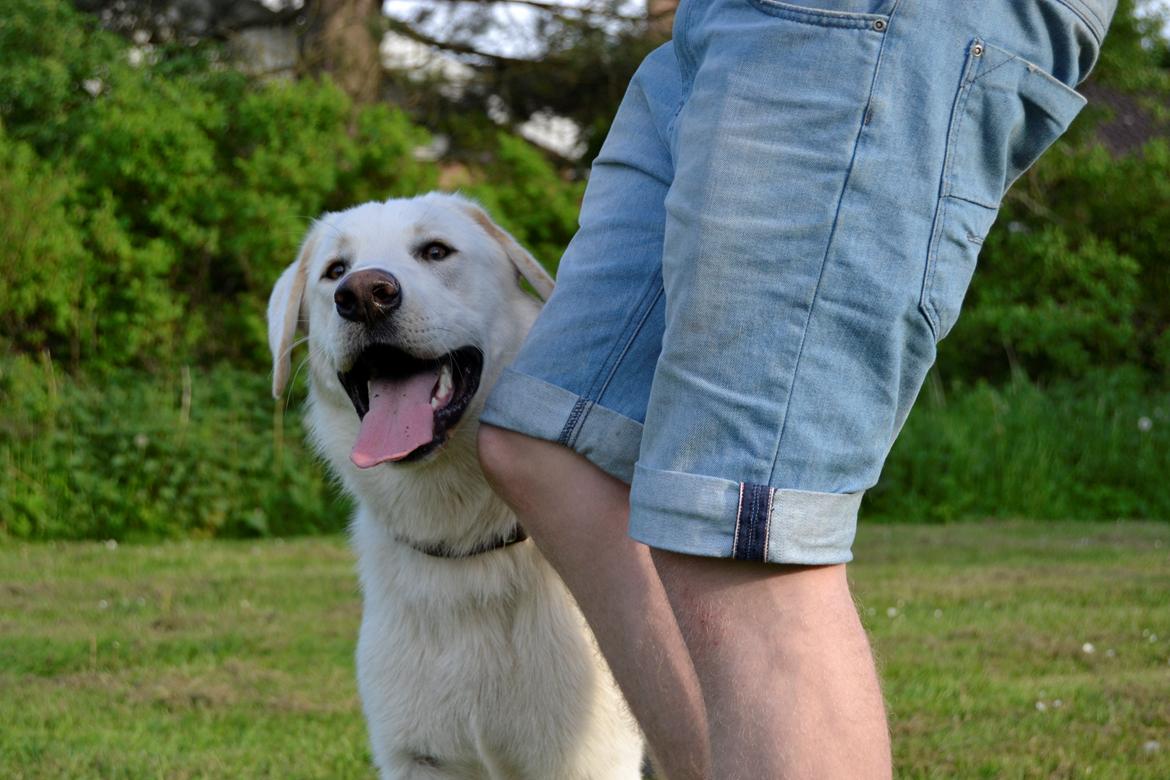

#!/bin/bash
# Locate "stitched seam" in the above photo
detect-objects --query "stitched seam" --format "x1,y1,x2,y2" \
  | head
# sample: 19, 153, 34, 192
745, 487, 758, 559
565, 400, 595, 448
593, 286, 664, 407
767, 4, 896, 483
748, 0, 889, 29
949, 192, 1001, 209
762, 488, 774, 561
920, 39, 983, 338
971, 51, 1017, 84
675, 0, 700, 86
732, 482, 745, 556
665, 94, 687, 149
557, 398, 589, 445
1053, 0, 1106, 44
921, 198, 949, 337
750, 486, 764, 560
582, 271, 661, 402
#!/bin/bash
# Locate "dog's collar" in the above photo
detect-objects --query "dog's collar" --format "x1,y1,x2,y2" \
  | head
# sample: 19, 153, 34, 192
395, 526, 529, 559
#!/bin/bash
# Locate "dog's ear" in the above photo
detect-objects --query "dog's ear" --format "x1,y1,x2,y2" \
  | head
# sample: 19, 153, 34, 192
461, 202, 555, 301
267, 228, 320, 400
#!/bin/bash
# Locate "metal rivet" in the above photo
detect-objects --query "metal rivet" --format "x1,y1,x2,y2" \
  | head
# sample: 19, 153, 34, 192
873, 18, 887, 32
972, 43, 984, 57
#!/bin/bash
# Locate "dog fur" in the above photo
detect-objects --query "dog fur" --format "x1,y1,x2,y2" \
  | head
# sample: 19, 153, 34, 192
267, 193, 643, 779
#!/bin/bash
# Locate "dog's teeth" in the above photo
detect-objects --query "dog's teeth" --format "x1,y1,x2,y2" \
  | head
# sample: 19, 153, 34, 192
431, 364, 454, 409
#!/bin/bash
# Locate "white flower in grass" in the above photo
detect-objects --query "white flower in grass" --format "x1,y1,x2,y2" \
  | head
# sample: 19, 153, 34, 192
886, 607, 898, 618
1144, 741, 1161, 754
1106, 648, 1116, 658
1053, 699, 1063, 709
1035, 701, 1048, 712
933, 609, 943, 619
1150, 634, 1159, 643
134, 433, 149, 449
104, 539, 118, 551
98, 599, 109, 610
1082, 642, 1096, 654
1137, 416, 1153, 432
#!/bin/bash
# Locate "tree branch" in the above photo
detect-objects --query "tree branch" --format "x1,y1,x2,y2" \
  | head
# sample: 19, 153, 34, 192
421, 0, 645, 23
384, 18, 535, 66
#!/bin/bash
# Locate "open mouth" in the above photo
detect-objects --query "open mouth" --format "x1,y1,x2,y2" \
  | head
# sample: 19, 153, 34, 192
337, 344, 484, 467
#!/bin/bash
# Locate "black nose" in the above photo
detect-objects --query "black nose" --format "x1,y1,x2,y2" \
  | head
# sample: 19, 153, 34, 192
334, 268, 402, 325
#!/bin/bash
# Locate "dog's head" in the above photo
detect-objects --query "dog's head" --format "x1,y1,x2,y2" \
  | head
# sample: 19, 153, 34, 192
267, 193, 553, 469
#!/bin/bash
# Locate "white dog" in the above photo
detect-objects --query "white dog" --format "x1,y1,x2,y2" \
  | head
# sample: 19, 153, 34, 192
267, 193, 643, 779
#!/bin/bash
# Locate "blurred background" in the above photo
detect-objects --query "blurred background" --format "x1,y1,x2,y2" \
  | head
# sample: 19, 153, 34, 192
1, 0, 1167, 541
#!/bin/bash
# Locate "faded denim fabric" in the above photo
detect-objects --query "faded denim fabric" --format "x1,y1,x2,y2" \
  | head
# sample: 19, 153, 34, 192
481, 0, 1116, 564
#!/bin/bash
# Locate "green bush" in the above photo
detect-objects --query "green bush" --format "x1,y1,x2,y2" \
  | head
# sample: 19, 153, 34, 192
0, 131, 87, 358
1, 0, 1168, 539
464, 132, 584, 269
0, 0, 575, 373
866, 369, 1170, 523
0, 356, 348, 540
937, 7, 1170, 384
938, 134, 1170, 383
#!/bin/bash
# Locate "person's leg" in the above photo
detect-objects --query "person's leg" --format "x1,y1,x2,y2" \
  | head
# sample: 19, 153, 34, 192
651, 552, 888, 779
626, 2, 1109, 777
479, 41, 712, 777
478, 427, 710, 780
480, 425, 888, 780
482, 4, 1111, 779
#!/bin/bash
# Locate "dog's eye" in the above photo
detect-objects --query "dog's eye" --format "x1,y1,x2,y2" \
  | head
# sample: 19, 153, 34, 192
420, 241, 453, 262
322, 260, 347, 281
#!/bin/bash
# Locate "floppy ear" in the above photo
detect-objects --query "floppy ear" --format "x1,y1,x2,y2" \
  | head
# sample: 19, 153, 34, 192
462, 203, 555, 301
267, 228, 319, 399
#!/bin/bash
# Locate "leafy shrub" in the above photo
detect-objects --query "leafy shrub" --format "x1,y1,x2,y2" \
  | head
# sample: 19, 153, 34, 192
0, 0, 573, 374
464, 132, 584, 269
0, 131, 87, 357
866, 369, 1170, 523
939, 138, 1170, 384
2, 0, 1168, 539
0, 356, 348, 540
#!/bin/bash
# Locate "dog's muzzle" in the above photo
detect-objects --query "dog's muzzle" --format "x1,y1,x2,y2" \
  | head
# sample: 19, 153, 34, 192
338, 344, 484, 467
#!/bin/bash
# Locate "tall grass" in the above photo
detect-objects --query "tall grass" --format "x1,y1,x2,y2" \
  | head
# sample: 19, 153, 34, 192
1, 357, 1166, 540
865, 369, 1170, 522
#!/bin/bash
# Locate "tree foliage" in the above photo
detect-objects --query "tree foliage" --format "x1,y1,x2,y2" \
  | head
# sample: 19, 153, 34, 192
937, 0, 1170, 383
0, 0, 585, 371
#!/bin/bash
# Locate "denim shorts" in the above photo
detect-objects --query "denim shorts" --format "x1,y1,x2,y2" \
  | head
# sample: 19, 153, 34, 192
481, 0, 1115, 564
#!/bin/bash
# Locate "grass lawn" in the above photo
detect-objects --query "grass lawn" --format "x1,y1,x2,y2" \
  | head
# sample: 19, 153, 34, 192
1, 522, 1167, 779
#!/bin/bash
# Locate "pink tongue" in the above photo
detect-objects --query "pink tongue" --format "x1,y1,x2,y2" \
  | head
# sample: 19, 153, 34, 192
351, 371, 440, 468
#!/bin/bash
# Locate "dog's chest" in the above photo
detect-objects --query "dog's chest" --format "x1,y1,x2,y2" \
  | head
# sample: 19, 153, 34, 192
356, 581, 595, 768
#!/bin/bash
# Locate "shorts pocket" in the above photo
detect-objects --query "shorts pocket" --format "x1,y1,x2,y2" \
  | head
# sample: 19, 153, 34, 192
747, 0, 895, 28
920, 38, 1087, 340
